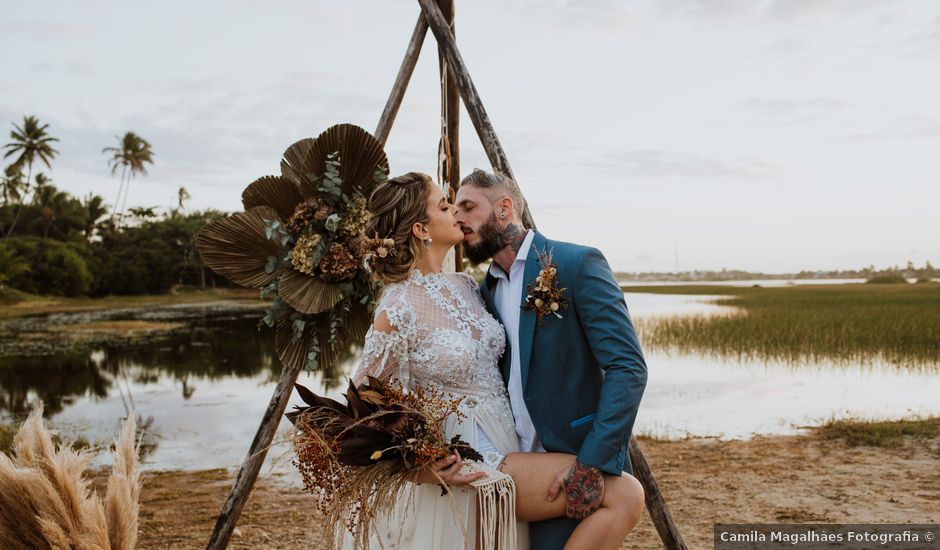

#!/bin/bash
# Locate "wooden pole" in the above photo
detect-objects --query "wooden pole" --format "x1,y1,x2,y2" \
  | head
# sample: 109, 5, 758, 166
205, 364, 301, 549
206, 17, 431, 550
375, 15, 428, 146
629, 437, 689, 550
416, 0, 537, 231
436, 0, 463, 271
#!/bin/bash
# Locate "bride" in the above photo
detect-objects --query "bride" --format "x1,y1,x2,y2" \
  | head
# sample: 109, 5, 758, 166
348, 172, 643, 550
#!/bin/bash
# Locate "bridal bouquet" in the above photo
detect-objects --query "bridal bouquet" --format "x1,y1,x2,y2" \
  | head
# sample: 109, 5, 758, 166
286, 377, 482, 545
195, 124, 390, 372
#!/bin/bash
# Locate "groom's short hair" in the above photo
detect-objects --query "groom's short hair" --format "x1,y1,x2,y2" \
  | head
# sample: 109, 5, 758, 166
459, 169, 527, 223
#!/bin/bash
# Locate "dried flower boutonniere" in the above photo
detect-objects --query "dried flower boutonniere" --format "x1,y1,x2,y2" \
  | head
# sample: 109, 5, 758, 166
522, 246, 568, 325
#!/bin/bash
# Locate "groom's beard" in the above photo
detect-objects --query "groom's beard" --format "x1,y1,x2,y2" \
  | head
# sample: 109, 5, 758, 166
462, 213, 510, 265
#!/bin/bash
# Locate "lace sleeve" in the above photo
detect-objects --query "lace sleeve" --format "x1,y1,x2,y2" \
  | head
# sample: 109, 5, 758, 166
350, 284, 416, 388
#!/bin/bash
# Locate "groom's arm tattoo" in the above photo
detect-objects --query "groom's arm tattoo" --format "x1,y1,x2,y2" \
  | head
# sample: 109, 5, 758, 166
503, 223, 526, 253
563, 461, 605, 521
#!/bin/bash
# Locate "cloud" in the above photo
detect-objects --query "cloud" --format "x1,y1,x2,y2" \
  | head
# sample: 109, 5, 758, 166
581, 149, 772, 180
661, 0, 762, 21
741, 97, 851, 126
0, 20, 87, 37
653, 0, 895, 22
764, 0, 894, 21
502, 0, 641, 35
840, 115, 940, 143
529, 201, 588, 214
896, 16, 940, 57
26, 61, 96, 78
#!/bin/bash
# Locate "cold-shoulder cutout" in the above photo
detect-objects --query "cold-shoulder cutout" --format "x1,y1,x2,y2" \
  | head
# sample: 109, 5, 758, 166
372, 310, 397, 334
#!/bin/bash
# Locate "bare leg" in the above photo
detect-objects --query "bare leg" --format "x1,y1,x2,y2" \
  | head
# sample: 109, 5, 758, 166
500, 452, 645, 550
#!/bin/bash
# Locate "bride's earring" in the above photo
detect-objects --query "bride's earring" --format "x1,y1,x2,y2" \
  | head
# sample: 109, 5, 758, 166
423, 236, 433, 250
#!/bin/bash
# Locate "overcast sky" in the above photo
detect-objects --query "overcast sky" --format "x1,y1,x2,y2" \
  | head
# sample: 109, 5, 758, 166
2, 0, 938, 273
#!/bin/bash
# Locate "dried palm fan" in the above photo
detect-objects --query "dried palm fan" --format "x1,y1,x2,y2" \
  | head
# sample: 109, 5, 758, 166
195, 123, 389, 372
0, 402, 142, 550
286, 377, 482, 548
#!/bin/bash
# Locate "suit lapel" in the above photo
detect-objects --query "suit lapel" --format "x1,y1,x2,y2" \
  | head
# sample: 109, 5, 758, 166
480, 273, 500, 323
518, 231, 546, 390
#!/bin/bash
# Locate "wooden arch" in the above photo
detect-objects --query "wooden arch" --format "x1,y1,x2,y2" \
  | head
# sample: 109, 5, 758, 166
206, 2, 687, 548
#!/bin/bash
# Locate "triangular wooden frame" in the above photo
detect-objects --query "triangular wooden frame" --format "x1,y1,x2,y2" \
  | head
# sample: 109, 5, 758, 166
205, 2, 687, 548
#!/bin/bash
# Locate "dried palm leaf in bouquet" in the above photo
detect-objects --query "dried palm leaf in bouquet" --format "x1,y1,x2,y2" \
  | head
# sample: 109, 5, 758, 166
285, 376, 483, 548
195, 123, 389, 373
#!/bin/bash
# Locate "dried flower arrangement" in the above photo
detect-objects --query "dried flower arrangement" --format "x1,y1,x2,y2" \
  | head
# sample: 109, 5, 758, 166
195, 124, 390, 372
286, 377, 482, 547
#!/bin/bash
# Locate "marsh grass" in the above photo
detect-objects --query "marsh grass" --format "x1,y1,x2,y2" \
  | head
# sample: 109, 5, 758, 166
866, 275, 908, 284
0, 286, 265, 319
811, 416, 940, 448
626, 283, 940, 367
0, 419, 93, 455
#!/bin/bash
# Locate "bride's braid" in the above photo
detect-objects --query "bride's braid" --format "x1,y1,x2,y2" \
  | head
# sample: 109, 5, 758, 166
365, 172, 432, 284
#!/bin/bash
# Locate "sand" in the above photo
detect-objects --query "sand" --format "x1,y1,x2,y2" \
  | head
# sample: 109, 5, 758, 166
94, 431, 939, 549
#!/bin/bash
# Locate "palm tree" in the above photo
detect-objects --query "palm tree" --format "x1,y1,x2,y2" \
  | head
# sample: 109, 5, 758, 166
31, 173, 52, 204
32, 181, 64, 240
102, 132, 154, 227
127, 206, 158, 225
2, 116, 59, 239
177, 186, 191, 210
82, 193, 109, 240
1, 165, 26, 206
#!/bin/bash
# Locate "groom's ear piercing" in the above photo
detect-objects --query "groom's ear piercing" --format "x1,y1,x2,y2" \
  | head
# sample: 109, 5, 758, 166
499, 212, 506, 219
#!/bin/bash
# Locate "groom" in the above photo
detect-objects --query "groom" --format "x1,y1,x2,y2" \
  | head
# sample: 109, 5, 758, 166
455, 169, 648, 549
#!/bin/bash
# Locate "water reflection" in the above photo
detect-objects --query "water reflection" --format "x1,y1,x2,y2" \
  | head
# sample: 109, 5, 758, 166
1, 292, 937, 472
0, 315, 276, 417
0, 310, 356, 470
0, 314, 357, 416
636, 350, 940, 440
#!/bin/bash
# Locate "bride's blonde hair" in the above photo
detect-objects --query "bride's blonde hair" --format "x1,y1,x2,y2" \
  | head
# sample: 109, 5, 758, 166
366, 172, 433, 284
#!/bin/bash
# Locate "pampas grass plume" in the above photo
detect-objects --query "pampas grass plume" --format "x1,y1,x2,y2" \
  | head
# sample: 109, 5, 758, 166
0, 401, 142, 550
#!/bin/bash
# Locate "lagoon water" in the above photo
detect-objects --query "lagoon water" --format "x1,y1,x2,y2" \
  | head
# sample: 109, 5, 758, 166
1, 290, 937, 471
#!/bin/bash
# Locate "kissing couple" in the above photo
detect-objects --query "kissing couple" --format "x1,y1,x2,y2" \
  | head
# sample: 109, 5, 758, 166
348, 169, 648, 550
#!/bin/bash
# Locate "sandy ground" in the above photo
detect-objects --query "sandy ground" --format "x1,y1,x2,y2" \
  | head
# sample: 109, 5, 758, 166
93, 431, 939, 549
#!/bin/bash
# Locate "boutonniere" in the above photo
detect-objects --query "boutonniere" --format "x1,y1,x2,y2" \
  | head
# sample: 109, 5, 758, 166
522, 246, 568, 325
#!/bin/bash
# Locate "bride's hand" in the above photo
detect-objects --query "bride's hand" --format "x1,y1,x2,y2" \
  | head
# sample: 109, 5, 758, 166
413, 452, 487, 486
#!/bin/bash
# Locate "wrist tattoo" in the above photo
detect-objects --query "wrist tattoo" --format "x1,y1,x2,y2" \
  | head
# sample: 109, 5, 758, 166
562, 460, 604, 521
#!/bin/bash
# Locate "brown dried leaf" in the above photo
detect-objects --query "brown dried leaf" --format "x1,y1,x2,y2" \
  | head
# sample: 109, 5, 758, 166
241, 175, 303, 222
277, 268, 343, 314
306, 124, 389, 197
194, 206, 285, 289
280, 138, 317, 187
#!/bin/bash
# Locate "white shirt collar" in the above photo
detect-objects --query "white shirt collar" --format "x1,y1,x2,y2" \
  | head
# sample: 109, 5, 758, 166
487, 229, 535, 281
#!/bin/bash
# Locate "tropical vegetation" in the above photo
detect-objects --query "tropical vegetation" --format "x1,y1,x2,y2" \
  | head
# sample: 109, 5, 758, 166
0, 115, 229, 297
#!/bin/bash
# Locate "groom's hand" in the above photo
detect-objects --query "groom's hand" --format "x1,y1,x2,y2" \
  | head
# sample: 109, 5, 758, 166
547, 460, 604, 521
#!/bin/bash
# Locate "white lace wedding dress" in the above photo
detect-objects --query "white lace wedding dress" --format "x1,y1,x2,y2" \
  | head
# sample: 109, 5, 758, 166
348, 270, 530, 550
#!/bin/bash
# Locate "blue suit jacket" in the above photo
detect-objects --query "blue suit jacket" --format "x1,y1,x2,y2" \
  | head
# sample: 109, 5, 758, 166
479, 231, 648, 549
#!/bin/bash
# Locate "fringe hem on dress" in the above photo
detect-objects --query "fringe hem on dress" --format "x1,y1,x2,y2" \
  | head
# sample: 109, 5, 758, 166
471, 469, 518, 550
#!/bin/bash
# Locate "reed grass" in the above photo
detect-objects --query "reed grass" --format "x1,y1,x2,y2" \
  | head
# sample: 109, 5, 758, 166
811, 416, 940, 447
627, 283, 940, 367
0, 286, 265, 319
0, 403, 141, 549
